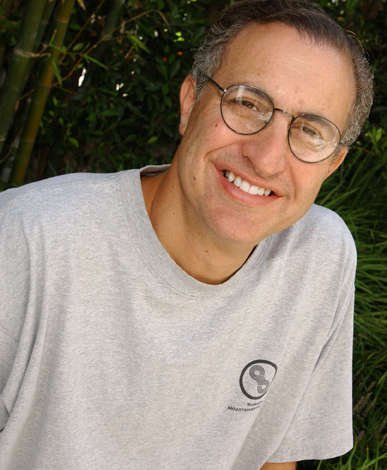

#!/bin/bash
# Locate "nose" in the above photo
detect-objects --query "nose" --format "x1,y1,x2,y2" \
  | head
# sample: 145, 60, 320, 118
241, 110, 292, 178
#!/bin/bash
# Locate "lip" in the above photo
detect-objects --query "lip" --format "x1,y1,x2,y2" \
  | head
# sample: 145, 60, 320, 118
215, 163, 280, 196
214, 165, 281, 207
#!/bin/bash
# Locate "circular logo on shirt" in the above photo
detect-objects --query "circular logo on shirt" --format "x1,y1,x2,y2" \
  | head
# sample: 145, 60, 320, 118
239, 360, 278, 400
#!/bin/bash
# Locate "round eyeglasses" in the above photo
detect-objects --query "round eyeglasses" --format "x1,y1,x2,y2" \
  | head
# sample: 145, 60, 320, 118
206, 76, 345, 163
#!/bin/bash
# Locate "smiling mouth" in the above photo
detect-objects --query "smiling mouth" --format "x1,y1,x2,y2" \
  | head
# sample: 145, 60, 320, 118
223, 170, 273, 196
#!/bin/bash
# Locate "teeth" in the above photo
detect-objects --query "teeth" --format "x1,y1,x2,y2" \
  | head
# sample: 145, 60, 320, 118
223, 170, 272, 196
240, 180, 250, 192
248, 185, 259, 195
228, 171, 236, 183
234, 176, 242, 187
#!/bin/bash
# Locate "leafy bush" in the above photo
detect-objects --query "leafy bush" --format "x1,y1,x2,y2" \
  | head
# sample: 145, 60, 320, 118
0, 0, 215, 183
308, 126, 387, 470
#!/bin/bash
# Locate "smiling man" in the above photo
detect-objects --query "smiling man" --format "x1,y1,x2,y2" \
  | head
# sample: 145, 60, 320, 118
143, 20, 357, 284
0, 1, 374, 469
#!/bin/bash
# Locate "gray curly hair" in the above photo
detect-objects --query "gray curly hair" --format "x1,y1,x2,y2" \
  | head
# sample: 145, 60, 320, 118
190, 0, 374, 147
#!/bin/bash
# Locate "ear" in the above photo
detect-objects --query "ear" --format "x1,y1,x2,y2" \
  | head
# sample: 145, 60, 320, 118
325, 145, 348, 180
179, 75, 197, 136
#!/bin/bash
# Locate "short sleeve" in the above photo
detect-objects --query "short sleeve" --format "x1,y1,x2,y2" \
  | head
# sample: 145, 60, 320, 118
267, 288, 354, 462
0, 195, 31, 431
0, 328, 18, 431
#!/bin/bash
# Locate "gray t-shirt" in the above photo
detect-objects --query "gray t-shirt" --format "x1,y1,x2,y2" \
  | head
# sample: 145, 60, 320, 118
0, 167, 355, 470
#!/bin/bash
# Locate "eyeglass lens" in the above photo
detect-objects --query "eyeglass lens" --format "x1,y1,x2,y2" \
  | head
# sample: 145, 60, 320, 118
220, 84, 341, 163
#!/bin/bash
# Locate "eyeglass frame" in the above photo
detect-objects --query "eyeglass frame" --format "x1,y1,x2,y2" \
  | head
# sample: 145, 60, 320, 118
204, 75, 346, 164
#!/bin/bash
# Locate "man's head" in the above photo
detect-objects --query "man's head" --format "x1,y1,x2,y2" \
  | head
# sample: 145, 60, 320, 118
190, 0, 373, 147
162, 0, 373, 266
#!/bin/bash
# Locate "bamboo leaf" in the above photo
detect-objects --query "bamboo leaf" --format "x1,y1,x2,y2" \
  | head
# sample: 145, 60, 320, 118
76, 0, 86, 10
100, 110, 118, 117
130, 35, 150, 53
72, 42, 84, 51
51, 59, 62, 85
83, 53, 108, 69
169, 59, 180, 78
49, 43, 67, 54
68, 137, 79, 147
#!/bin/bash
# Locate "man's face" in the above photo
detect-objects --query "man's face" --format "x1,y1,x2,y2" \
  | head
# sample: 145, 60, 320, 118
174, 23, 356, 249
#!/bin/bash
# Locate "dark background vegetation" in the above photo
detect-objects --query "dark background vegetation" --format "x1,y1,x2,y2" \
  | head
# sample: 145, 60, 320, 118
0, 0, 386, 468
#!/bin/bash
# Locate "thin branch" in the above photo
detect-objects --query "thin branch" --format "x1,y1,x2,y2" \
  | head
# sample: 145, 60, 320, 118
124, 45, 134, 60
53, 9, 168, 87
55, 85, 77, 95
18, 88, 35, 101
64, 0, 106, 53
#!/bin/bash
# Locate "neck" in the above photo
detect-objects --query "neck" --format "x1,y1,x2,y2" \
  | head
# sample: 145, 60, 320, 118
141, 167, 256, 285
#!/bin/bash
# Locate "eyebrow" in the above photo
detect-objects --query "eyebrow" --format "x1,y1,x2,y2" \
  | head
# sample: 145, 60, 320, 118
236, 84, 269, 98
246, 84, 334, 122
208, 75, 337, 124
299, 113, 335, 131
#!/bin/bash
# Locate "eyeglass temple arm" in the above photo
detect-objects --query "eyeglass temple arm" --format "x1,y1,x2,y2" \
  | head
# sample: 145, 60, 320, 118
203, 75, 226, 93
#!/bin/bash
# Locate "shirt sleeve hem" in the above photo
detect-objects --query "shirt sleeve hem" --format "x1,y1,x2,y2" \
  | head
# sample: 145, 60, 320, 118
266, 436, 353, 463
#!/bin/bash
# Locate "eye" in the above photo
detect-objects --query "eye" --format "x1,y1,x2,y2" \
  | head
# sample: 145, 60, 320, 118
240, 99, 257, 110
229, 98, 259, 112
231, 97, 271, 121
292, 121, 324, 142
222, 84, 274, 130
302, 125, 321, 138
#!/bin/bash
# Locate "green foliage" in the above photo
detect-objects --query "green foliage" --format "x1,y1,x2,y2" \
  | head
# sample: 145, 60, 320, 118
317, 0, 387, 129
299, 128, 387, 469
1, 0, 215, 181
2, 0, 386, 182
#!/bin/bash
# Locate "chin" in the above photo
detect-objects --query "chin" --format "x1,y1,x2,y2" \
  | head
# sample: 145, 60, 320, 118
205, 216, 270, 248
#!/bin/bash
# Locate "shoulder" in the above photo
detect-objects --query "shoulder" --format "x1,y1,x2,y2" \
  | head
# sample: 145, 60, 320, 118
0, 170, 139, 230
0, 171, 137, 212
290, 204, 354, 249
270, 204, 356, 270
299, 204, 354, 237
303, 204, 355, 254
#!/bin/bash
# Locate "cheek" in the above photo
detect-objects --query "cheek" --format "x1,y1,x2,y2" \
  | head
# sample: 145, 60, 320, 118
182, 123, 236, 172
188, 100, 232, 143
291, 163, 330, 202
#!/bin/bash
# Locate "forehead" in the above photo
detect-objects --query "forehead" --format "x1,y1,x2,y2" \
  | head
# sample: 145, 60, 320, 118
215, 23, 355, 127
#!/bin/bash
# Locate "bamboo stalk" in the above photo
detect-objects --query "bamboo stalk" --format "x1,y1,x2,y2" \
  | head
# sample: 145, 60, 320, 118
10, 0, 76, 184
0, 0, 58, 181
0, 0, 14, 73
0, 43, 5, 75
22, 0, 58, 87
0, 0, 48, 156
35, 0, 57, 51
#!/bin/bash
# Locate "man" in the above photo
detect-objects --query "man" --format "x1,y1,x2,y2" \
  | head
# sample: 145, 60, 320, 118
0, 0, 373, 469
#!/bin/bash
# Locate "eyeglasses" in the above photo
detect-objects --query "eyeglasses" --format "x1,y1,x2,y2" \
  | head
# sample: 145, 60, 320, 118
205, 76, 345, 164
